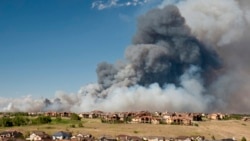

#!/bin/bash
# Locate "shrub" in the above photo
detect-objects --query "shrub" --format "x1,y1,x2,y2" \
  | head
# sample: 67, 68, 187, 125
0, 117, 14, 127
211, 135, 216, 140
78, 122, 84, 127
55, 116, 62, 122
36, 116, 52, 124
12, 116, 29, 126
70, 113, 81, 121
69, 124, 75, 128
242, 123, 247, 126
133, 130, 139, 134
194, 123, 199, 127
241, 137, 247, 141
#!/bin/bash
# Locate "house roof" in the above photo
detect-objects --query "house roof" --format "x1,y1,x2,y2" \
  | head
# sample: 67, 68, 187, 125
52, 131, 72, 137
32, 131, 50, 138
0, 130, 23, 137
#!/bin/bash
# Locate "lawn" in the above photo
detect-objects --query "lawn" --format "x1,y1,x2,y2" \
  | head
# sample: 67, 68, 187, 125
0, 118, 249, 140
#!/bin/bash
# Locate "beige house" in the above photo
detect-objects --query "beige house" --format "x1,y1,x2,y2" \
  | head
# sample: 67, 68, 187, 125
26, 131, 51, 141
208, 113, 225, 120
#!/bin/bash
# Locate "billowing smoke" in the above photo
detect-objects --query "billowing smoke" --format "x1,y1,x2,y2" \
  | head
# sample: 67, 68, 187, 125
160, 0, 250, 113
1, 0, 250, 113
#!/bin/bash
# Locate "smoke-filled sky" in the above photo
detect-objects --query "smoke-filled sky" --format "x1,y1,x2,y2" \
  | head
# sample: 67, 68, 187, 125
1, 0, 250, 113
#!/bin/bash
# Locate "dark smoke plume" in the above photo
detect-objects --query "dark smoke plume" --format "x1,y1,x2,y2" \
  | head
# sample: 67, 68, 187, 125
97, 5, 220, 89
131, 5, 220, 86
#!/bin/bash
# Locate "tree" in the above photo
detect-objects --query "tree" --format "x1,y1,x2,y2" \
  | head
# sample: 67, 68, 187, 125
0, 117, 13, 127
70, 113, 81, 121
35, 116, 52, 124
12, 116, 28, 126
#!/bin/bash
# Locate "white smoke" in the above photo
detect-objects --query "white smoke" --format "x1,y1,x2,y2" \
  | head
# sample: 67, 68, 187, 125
0, 65, 213, 113
75, 65, 212, 112
0, 95, 44, 112
160, 0, 249, 46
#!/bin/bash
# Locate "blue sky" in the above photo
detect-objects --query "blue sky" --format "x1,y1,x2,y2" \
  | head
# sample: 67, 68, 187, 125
0, 0, 161, 98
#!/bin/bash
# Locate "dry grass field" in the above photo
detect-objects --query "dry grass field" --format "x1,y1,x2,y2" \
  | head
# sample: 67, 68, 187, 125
1, 118, 249, 140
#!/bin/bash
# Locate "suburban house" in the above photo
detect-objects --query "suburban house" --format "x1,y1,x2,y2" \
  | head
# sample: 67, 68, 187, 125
26, 131, 51, 141
45, 112, 58, 117
79, 112, 91, 118
171, 116, 192, 125
89, 110, 104, 119
208, 113, 225, 120
176, 136, 205, 141
130, 111, 153, 123
151, 117, 162, 124
126, 136, 143, 141
0, 130, 23, 140
162, 113, 173, 124
143, 136, 165, 141
116, 135, 130, 141
52, 131, 72, 140
188, 113, 203, 121
100, 111, 199, 125
71, 133, 93, 141
99, 135, 116, 141
242, 116, 250, 121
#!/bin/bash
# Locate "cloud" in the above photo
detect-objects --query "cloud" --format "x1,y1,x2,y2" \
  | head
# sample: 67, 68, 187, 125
92, 0, 152, 10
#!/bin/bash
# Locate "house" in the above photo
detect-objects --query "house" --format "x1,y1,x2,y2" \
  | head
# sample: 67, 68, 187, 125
60, 112, 71, 117
52, 131, 72, 140
116, 135, 130, 141
101, 113, 124, 123
131, 116, 141, 123
171, 116, 192, 125
175, 136, 192, 141
0, 130, 23, 140
162, 113, 173, 124
134, 111, 152, 117
151, 118, 162, 124
127, 136, 143, 141
140, 116, 153, 123
71, 133, 93, 141
208, 113, 225, 120
79, 112, 90, 118
45, 112, 59, 117
242, 116, 250, 121
99, 135, 116, 141
26, 131, 51, 141
190, 136, 205, 141
188, 113, 202, 121
144, 136, 165, 141
118, 113, 126, 121
131, 112, 154, 124
89, 110, 104, 119
208, 113, 219, 120
175, 136, 205, 141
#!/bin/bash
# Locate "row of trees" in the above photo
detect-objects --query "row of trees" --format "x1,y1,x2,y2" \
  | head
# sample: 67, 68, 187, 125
0, 113, 81, 127
0, 116, 52, 127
